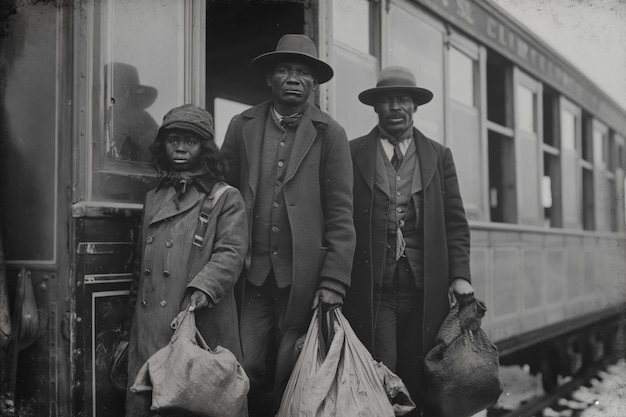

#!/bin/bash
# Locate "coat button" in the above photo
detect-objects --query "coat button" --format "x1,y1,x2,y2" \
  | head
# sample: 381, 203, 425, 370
278, 160, 284, 167
165, 240, 173, 248
160, 300, 167, 308
163, 270, 170, 278
146, 236, 154, 244
144, 268, 151, 276
272, 250, 278, 255
271, 225, 279, 232
140, 300, 147, 308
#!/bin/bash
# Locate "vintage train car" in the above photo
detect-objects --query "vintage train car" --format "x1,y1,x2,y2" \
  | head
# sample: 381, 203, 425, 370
0, 0, 624, 416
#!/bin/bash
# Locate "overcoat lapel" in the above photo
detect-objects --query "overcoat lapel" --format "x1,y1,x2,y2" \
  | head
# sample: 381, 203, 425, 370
148, 187, 202, 225
284, 105, 325, 183
241, 103, 269, 200
414, 128, 437, 193
355, 128, 378, 193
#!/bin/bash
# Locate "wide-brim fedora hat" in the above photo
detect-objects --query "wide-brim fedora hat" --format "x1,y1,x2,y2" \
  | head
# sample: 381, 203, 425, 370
252, 34, 334, 84
107, 62, 158, 109
359, 66, 433, 106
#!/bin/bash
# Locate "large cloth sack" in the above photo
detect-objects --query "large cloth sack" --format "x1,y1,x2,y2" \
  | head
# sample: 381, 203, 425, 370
277, 307, 415, 417
424, 297, 503, 417
130, 309, 249, 417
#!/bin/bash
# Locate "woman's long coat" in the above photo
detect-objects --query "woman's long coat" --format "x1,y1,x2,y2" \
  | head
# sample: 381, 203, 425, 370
345, 127, 471, 356
125, 183, 248, 417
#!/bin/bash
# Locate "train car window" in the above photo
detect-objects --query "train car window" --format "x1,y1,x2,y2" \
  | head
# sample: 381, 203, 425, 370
446, 36, 482, 220
488, 131, 517, 223
449, 47, 475, 107
592, 121, 615, 232
541, 88, 562, 227
388, 4, 445, 141
516, 85, 536, 133
332, 0, 372, 55
560, 98, 583, 229
487, 52, 512, 128
332, 0, 380, 137
87, 0, 205, 203
542, 88, 558, 148
0, 3, 58, 262
102, 0, 184, 165
561, 109, 577, 150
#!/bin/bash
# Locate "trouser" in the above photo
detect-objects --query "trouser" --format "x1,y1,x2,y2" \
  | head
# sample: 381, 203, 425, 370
375, 256, 426, 416
240, 274, 302, 417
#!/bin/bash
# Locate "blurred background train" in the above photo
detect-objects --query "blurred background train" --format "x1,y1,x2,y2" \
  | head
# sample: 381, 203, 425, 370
0, 0, 624, 416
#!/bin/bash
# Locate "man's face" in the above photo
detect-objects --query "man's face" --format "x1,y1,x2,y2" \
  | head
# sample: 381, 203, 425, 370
374, 92, 417, 137
266, 61, 317, 110
164, 129, 203, 172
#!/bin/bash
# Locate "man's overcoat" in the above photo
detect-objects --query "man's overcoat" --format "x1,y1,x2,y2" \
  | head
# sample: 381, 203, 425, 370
345, 127, 471, 356
221, 100, 355, 331
125, 183, 248, 417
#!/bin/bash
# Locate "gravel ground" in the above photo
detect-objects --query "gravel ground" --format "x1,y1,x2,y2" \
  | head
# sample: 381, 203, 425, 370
486, 359, 626, 417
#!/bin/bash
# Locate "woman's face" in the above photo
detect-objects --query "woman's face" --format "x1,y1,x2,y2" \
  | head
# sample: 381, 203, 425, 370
164, 129, 203, 171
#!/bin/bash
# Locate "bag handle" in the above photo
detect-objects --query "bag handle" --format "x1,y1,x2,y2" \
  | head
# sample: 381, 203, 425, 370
170, 308, 214, 352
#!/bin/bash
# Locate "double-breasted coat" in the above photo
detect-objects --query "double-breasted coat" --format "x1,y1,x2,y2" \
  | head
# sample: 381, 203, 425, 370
125, 182, 248, 417
345, 126, 471, 356
221, 100, 356, 332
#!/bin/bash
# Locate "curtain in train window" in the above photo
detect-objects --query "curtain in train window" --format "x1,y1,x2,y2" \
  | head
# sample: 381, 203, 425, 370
104, 0, 184, 165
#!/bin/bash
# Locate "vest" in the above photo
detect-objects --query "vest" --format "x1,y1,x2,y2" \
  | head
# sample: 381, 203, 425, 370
376, 139, 425, 290
247, 111, 296, 288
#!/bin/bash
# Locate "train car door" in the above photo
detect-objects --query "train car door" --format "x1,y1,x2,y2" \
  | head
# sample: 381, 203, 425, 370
205, 1, 308, 148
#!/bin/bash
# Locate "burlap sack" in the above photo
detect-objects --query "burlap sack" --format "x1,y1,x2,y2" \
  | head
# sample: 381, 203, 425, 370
130, 309, 249, 417
424, 297, 503, 417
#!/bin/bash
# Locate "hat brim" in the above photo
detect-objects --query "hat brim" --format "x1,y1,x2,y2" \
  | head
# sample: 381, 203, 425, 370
358, 86, 434, 106
252, 52, 334, 84
132, 85, 158, 109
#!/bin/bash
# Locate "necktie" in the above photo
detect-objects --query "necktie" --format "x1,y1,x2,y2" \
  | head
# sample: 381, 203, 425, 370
389, 139, 403, 170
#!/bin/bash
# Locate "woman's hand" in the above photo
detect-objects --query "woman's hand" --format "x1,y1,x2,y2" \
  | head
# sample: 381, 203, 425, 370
188, 290, 212, 311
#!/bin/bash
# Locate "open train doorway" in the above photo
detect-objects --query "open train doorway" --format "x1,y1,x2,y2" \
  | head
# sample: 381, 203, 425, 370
206, 1, 306, 147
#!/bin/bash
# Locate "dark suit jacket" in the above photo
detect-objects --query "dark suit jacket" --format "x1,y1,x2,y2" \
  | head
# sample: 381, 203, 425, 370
221, 100, 356, 331
345, 126, 471, 355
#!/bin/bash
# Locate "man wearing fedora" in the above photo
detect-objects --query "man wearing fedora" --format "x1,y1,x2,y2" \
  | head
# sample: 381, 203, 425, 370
345, 66, 474, 415
221, 34, 355, 416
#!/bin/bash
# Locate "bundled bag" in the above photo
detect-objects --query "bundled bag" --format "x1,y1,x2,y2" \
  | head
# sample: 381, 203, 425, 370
424, 297, 503, 417
277, 307, 415, 417
130, 309, 249, 417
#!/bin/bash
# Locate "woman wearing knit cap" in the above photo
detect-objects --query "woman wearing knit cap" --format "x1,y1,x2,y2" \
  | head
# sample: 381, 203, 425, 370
122, 104, 249, 417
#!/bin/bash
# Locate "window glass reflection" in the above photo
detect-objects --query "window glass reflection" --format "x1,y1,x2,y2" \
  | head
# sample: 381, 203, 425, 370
107, 62, 159, 162
104, 0, 183, 164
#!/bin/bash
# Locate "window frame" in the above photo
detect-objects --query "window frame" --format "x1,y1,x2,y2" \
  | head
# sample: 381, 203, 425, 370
75, 0, 206, 204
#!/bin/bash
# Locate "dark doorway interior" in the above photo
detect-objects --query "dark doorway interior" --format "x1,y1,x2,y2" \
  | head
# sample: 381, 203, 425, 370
206, 1, 305, 109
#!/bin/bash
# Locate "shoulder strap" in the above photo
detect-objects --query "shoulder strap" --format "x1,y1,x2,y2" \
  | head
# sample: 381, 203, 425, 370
191, 183, 233, 249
